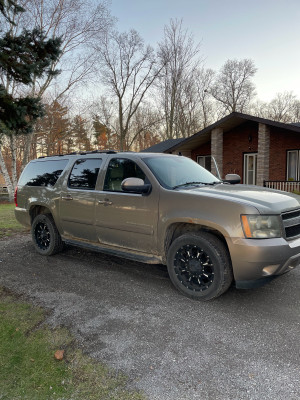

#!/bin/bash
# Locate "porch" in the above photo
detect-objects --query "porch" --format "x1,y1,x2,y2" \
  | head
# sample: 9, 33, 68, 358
264, 180, 300, 193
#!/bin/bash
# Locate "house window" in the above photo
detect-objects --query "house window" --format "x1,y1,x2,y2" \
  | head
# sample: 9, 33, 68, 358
197, 155, 211, 172
243, 153, 257, 185
287, 150, 300, 181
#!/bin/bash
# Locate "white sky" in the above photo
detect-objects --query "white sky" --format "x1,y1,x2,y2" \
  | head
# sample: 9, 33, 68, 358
110, 0, 300, 102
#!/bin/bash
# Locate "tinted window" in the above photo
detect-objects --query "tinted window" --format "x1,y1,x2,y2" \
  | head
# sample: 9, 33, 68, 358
104, 158, 146, 192
68, 159, 102, 189
18, 159, 68, 187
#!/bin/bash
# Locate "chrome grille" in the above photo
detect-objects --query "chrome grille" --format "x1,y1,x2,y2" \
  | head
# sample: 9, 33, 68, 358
282, 209, 300, 240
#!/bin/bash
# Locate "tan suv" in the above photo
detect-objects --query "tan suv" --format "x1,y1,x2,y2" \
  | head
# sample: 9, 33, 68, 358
15, 151, 300, 300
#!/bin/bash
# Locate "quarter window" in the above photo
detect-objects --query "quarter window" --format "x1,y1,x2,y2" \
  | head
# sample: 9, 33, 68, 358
19, 159, 68, 187
68, 159, 102, 189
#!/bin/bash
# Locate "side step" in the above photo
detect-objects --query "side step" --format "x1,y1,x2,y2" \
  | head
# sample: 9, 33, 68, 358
64, 239, 163, 265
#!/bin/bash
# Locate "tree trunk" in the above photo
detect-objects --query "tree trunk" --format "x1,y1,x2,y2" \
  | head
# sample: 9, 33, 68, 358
22, 131, 34, 170
0, 148, 14, 202
10, 134, 18, 188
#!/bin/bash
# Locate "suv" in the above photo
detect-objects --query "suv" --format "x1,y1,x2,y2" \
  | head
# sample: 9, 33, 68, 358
15, 151, 300, 300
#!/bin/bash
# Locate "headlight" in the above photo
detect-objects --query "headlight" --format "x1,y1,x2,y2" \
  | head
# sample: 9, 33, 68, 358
241, 215, 282, 239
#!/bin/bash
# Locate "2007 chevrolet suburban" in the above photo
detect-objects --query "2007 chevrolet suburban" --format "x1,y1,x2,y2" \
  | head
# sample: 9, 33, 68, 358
14, 151, 300, 300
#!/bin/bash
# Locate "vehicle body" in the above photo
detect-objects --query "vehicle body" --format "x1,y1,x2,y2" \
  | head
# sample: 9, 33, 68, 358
15, 151, 300, 300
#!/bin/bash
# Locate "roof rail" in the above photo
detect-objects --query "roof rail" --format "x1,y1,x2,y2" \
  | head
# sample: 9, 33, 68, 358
38, 150, 118, 159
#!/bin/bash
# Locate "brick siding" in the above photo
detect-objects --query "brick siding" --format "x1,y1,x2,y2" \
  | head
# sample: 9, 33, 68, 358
269, 127, 300, 181
191, 142, 211, 161
223, 122, 258, 181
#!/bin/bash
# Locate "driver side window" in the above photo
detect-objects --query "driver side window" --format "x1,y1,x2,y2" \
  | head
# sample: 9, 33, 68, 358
103, 158, 146, 192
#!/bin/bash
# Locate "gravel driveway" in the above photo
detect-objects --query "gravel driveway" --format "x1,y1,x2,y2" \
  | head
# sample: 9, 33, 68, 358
1, 234, 300, 400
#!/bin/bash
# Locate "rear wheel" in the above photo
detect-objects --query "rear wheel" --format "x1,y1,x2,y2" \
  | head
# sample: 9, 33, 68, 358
31, 214, 63, 256
167, 232, 233, 300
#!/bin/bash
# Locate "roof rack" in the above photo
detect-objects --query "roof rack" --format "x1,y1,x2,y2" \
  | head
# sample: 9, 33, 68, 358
38, 150, 118, 159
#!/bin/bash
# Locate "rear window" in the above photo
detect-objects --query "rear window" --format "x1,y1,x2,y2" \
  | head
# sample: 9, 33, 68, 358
18, 159, 69, 187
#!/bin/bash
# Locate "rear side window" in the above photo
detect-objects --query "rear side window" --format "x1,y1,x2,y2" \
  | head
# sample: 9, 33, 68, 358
68, 158, 102, 190
18, 159, 69, 187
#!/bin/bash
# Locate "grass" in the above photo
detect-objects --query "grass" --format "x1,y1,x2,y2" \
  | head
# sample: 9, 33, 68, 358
0, 202, 27, 238
0, 287, 145, 400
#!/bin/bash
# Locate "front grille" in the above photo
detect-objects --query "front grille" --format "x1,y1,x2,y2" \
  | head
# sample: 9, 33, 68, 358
282, 209, 300, 240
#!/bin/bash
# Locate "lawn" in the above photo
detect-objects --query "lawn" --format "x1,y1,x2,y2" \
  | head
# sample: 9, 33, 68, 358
0, 203, 27, 238
0, 287, 145, 400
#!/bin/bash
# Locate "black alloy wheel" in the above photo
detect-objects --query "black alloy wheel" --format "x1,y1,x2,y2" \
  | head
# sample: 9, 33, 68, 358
31, 214, 63, 256
174, 244, 215, 292
35, 221, 51, 251
167, 231, 233, 300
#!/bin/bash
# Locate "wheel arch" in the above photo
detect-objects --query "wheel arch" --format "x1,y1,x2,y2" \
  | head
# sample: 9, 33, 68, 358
29, 204, 52, 224
164, 222, 231, 264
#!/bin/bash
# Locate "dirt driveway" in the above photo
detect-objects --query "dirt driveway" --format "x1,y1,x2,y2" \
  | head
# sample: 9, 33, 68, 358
1, 233, 300, 400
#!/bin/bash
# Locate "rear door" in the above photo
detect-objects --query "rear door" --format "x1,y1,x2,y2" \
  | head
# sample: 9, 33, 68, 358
59, 158, 102, 241
95, 157, 159, 254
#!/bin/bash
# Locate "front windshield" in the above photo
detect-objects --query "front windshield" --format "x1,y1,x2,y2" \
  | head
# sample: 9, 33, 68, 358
143, 155, 220, 189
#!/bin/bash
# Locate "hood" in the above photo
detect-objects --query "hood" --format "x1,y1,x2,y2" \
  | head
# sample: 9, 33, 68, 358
187, 184, 300, 214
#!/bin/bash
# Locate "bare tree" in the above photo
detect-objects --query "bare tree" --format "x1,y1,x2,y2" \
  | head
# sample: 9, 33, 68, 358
194, 67, 216, 128
157, 19, 202, 139
209, 58, 257, 114
94, 29, 163, 150
267, 91, 299, 123
251, 92, 300, 123
126, 105, 162, 150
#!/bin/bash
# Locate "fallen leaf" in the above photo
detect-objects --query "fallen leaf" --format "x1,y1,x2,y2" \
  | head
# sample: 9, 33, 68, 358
54, 350, 64, 361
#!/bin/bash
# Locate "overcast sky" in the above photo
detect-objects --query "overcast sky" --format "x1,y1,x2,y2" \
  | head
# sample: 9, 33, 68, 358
110, 0, 300, 102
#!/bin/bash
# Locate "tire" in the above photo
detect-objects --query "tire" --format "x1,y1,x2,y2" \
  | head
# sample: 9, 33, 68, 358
167, 232, 233, 301
31, 214, 63, 256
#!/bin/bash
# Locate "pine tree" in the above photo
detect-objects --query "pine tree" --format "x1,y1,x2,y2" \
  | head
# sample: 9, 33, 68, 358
0, 13, 62, 135
0, 1, 62, 200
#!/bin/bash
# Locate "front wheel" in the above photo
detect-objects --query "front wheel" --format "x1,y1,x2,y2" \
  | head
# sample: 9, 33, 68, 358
167, 232, 233, 301
31, 214, 63, 256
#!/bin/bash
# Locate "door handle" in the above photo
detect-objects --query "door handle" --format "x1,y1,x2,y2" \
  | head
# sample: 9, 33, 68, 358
62, 195, 73, 200
98, 199, 113, 206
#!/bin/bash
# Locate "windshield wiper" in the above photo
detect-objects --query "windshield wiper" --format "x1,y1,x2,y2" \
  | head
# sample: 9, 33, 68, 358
173, 181, 217, 189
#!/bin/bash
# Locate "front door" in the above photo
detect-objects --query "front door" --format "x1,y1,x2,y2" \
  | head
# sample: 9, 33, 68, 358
243, 153, 257, 185
95, 157, 159, 254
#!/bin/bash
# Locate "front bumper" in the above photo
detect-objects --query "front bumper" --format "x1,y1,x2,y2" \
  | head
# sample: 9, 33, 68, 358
226, 236, 300, 288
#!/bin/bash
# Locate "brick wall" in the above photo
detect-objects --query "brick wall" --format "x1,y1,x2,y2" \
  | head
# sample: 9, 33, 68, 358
223, 122, 258, 181
269, 127, 300, 181
191, 142, 211, 161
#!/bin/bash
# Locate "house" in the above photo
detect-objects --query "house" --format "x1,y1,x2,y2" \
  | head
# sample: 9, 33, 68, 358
143, 112, 300, 191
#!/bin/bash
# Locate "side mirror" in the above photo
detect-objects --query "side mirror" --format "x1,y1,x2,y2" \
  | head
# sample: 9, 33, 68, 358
121, 177, 151, 194
223, 174, 241, 184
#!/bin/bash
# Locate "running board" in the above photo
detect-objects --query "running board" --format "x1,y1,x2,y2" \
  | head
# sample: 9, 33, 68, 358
64, 239, 162, 265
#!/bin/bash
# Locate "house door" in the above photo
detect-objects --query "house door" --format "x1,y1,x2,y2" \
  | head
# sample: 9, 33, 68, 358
243, 153, 257, 185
